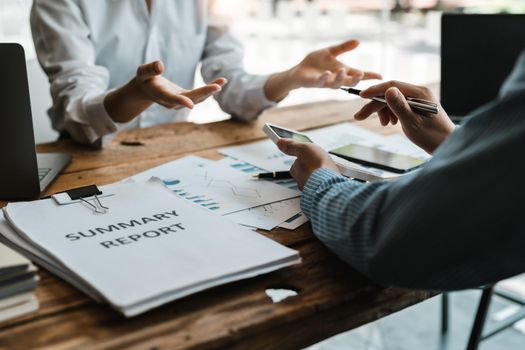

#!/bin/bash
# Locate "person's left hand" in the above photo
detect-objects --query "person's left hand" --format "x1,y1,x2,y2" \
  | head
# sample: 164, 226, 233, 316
290, 39, 382, 89
277, 139, 340, 190
264, 39, 382, 102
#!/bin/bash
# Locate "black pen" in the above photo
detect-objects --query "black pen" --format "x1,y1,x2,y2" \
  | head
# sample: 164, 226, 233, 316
251, 171, 293, 180
340, 87, 439, 116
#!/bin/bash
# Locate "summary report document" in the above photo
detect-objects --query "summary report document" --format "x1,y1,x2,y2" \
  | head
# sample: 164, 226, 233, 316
0, 181, 300, 317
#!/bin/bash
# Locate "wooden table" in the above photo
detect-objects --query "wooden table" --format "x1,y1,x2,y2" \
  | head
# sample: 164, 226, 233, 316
0, 99, 434, 350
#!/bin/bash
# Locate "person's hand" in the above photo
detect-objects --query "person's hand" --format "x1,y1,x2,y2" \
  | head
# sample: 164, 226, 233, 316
134, 60, 227, 109
264, 40, 382, 101
354, 81, 456, 154
277, 139, 340, 191
290, 39, 382, 89
105, 60, 228, 123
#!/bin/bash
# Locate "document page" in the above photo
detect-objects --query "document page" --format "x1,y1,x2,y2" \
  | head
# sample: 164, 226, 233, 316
161, 161, 300, 215
127, 156, 306, 230
4, 181, 300, 316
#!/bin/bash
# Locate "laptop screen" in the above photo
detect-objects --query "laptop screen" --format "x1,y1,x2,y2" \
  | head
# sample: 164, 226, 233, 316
0, 43, 40, 199
441, 14, 525, 118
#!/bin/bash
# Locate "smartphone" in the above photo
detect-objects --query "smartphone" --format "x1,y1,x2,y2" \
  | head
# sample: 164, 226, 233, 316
263, 123, 313, 144
329, 144, 427, 174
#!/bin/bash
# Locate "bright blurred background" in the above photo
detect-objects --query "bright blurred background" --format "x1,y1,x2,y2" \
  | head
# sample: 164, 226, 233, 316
1, 0, 524, 143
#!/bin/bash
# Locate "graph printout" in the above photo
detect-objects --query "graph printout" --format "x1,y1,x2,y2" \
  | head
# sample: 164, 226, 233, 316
162, 162, 301, 216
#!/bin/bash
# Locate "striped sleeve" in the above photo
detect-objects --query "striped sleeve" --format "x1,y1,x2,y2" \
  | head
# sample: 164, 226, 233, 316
301, 168, 391, 278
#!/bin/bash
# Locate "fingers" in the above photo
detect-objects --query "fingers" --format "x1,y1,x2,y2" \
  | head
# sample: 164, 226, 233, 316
341, 71, 364, 87
321, 69, 381, 89
344, 67, 382, 81
360, 80, 430, 99
157, 91, 194, 109
384, 87, 416, 122
318, 69, 363, 89
276, 139, 307, 157
354, 88, 413, 125
354, 101, 385, 121
355, 101, 399, 125
137, 61, 164, 82
289, 162, 303, 191
166, 96, 195, 109
182, 83, 223, 103
332, 68, 346, 88
388, 109, 399, 125
154, 81, 224, 110
210, 77, 228, 87
362, 71, 383, 80
377, 109, 389, 126
328, 39, 360, 57
378, 108, 398, 126
315, 71, 331, 87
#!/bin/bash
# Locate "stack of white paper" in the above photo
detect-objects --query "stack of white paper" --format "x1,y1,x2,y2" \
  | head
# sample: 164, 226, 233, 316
0, 243, 39, 322
0, 181, 300, 317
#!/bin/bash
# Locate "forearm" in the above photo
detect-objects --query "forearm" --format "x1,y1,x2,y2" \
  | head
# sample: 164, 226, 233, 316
201, 26, 278, 121
301, 169, 390, 272
263, 69, 298, 102
301, 168, 492, 291
104, 78, 153, 123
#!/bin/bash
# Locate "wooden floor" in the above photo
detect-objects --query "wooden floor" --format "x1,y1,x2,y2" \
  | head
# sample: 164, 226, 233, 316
0, 99, 433, 350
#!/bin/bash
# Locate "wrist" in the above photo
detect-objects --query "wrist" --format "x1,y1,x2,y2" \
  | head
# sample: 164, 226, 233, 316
127, 77, 152, 104
104, 78, 153, 123
434, 117, 456, 151
264, 69, 298, 102
284, 66, 303, 91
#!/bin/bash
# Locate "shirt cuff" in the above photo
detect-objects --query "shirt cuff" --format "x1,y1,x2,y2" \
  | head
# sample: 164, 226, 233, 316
233, 75, 277, 121
301, 168, 347, 218
252, 74, 277, 108
79, 93, 118, 144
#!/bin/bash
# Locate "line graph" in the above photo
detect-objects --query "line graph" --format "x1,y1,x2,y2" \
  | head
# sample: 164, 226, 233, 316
161, 161, 300, 216
207, 179, 261, 199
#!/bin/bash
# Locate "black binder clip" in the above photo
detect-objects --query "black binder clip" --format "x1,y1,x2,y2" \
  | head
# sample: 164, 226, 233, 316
53, 185, 110, 215
67, 185, 109, 214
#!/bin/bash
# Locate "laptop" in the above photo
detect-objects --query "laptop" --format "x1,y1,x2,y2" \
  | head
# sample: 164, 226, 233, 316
441, 14, 525, 122
0, 43, 71, 200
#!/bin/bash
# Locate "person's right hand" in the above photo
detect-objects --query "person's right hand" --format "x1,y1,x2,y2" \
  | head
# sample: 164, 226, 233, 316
354, 81, 456, 154
134, 60, 227, 110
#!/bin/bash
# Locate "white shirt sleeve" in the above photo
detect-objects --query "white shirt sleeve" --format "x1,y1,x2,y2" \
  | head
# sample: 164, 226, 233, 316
200, 24, 277, 122
30, 0, 118, 145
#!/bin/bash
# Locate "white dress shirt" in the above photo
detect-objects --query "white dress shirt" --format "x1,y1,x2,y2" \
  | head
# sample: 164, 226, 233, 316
30, 0, 275, 144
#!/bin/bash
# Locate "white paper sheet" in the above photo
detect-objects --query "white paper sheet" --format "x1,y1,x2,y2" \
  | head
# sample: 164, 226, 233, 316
3, 181, 300, 317
218, 158, 307, 230
162, 161, 301, 216
278, 212, 309, 230
128, 155, 214, 182
125, 156, 306, 230
0, 295, 38, 323
219, 139, 294, 172
225, 198, 303, 231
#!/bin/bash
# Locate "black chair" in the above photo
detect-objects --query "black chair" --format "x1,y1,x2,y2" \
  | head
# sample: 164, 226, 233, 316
440, 284, 525, 350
